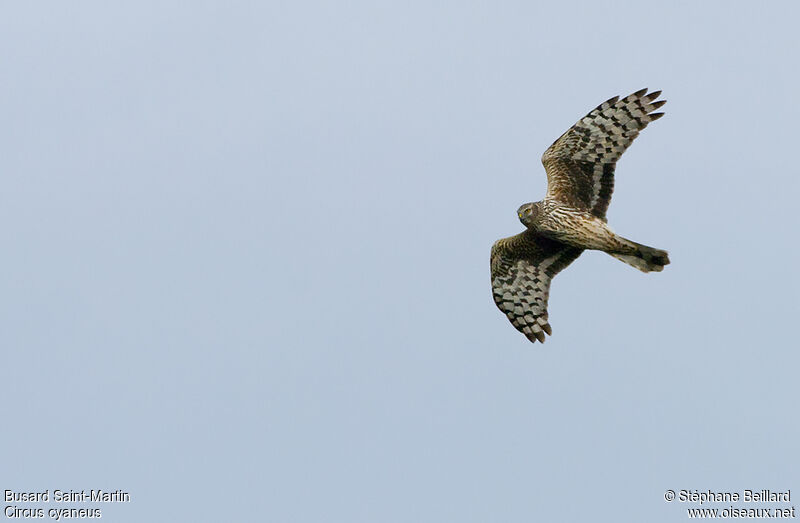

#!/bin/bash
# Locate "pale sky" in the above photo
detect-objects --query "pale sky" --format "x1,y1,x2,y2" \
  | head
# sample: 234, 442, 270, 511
2, 1, 798, 522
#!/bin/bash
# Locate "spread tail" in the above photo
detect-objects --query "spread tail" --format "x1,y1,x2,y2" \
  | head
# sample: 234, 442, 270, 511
611, 241, 670, 273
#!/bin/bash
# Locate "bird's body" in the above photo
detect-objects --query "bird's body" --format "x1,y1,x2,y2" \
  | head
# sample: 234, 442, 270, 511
527, 201, 621, 251
491, 88, 670, 343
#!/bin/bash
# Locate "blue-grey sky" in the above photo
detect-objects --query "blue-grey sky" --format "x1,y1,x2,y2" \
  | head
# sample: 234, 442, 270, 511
2, 1, 798, 522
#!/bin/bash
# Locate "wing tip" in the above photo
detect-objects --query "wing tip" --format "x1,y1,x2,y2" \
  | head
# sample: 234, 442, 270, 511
523, 321, 552, 343
527, 330, 547, 343
645, 89, 663, 101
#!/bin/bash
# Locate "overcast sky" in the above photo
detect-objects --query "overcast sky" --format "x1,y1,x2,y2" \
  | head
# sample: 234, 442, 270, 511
2, 1, 798, 522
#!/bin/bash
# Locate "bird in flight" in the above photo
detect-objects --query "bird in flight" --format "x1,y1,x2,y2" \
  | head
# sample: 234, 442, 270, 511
490, 88, 670, 343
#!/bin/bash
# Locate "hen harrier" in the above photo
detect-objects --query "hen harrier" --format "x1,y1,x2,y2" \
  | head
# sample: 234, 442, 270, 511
490, 88, 670, 343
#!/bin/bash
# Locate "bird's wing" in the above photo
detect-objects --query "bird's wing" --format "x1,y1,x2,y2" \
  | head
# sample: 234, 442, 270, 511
541, 88, 665, 219
491, 230, 582, 343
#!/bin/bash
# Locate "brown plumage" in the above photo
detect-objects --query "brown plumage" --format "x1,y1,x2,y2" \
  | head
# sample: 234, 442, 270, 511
491, 89, 670, 344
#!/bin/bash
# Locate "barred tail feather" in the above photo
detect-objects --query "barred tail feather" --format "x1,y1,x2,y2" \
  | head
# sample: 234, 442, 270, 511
611, 242, 670, 273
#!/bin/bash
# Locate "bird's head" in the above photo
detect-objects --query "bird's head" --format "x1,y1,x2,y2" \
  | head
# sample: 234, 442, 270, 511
517, 202, 540, 229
